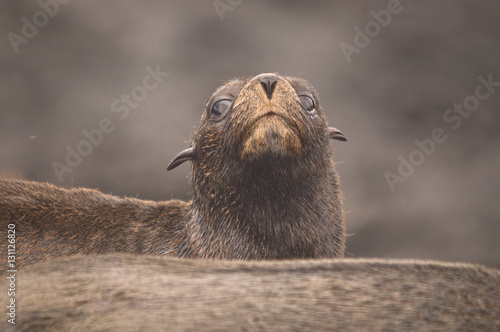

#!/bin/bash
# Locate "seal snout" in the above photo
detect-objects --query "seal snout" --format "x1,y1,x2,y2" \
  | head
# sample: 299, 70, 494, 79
257, 73, 279, 100
237, 74, 306, 162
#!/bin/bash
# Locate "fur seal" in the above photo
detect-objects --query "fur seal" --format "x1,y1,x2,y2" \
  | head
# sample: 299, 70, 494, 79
168, 73, 347, 259
0, 73, 347, 270
4, 254, 500, 331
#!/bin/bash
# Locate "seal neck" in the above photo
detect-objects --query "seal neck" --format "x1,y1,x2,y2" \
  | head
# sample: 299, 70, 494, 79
182, 158, 345, 259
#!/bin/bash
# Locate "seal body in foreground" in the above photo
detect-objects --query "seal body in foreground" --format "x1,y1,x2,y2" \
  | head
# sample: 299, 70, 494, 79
3, 255, 499, 331
0, 73, 347, 270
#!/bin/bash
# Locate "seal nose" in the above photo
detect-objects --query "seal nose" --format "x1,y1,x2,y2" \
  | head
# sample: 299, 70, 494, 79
258, 73, 279, 100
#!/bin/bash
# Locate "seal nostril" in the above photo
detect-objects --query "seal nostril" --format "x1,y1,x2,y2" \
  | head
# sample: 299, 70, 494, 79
259, 74, 278, 100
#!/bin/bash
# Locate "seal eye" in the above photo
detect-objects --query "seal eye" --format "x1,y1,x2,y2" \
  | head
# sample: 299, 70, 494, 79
211, 99, 232, 119
299, 95, 316, 114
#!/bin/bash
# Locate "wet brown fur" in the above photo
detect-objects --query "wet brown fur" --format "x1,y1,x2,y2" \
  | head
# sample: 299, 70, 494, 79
2, 254, 499, 331
0, 73, 346, 271
0, 179, 190, 272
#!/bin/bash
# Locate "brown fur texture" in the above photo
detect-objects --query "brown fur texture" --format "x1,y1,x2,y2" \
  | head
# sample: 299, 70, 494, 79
1, 254, 499, 331
0, 179, 189, 272
0, 73, 346, 271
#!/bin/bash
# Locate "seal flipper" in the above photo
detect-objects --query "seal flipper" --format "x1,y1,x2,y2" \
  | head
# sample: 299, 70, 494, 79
167, 147, 195, 170
328, 127, 347, 142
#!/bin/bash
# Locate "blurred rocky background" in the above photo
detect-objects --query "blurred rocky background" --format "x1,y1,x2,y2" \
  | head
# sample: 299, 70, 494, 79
1, 1, 499, 267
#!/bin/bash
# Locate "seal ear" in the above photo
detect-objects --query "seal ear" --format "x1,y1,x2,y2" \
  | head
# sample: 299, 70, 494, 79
167, 147, 195, 171
328, 127, 347, 142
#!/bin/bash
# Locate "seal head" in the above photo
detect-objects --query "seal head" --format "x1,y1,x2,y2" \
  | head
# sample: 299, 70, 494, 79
168, 73, 346, 169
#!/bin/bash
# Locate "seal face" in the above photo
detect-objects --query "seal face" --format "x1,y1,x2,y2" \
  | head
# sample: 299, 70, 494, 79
194, 73, 338, 167
168, 73, 347, 259
235, 75, 306, 162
